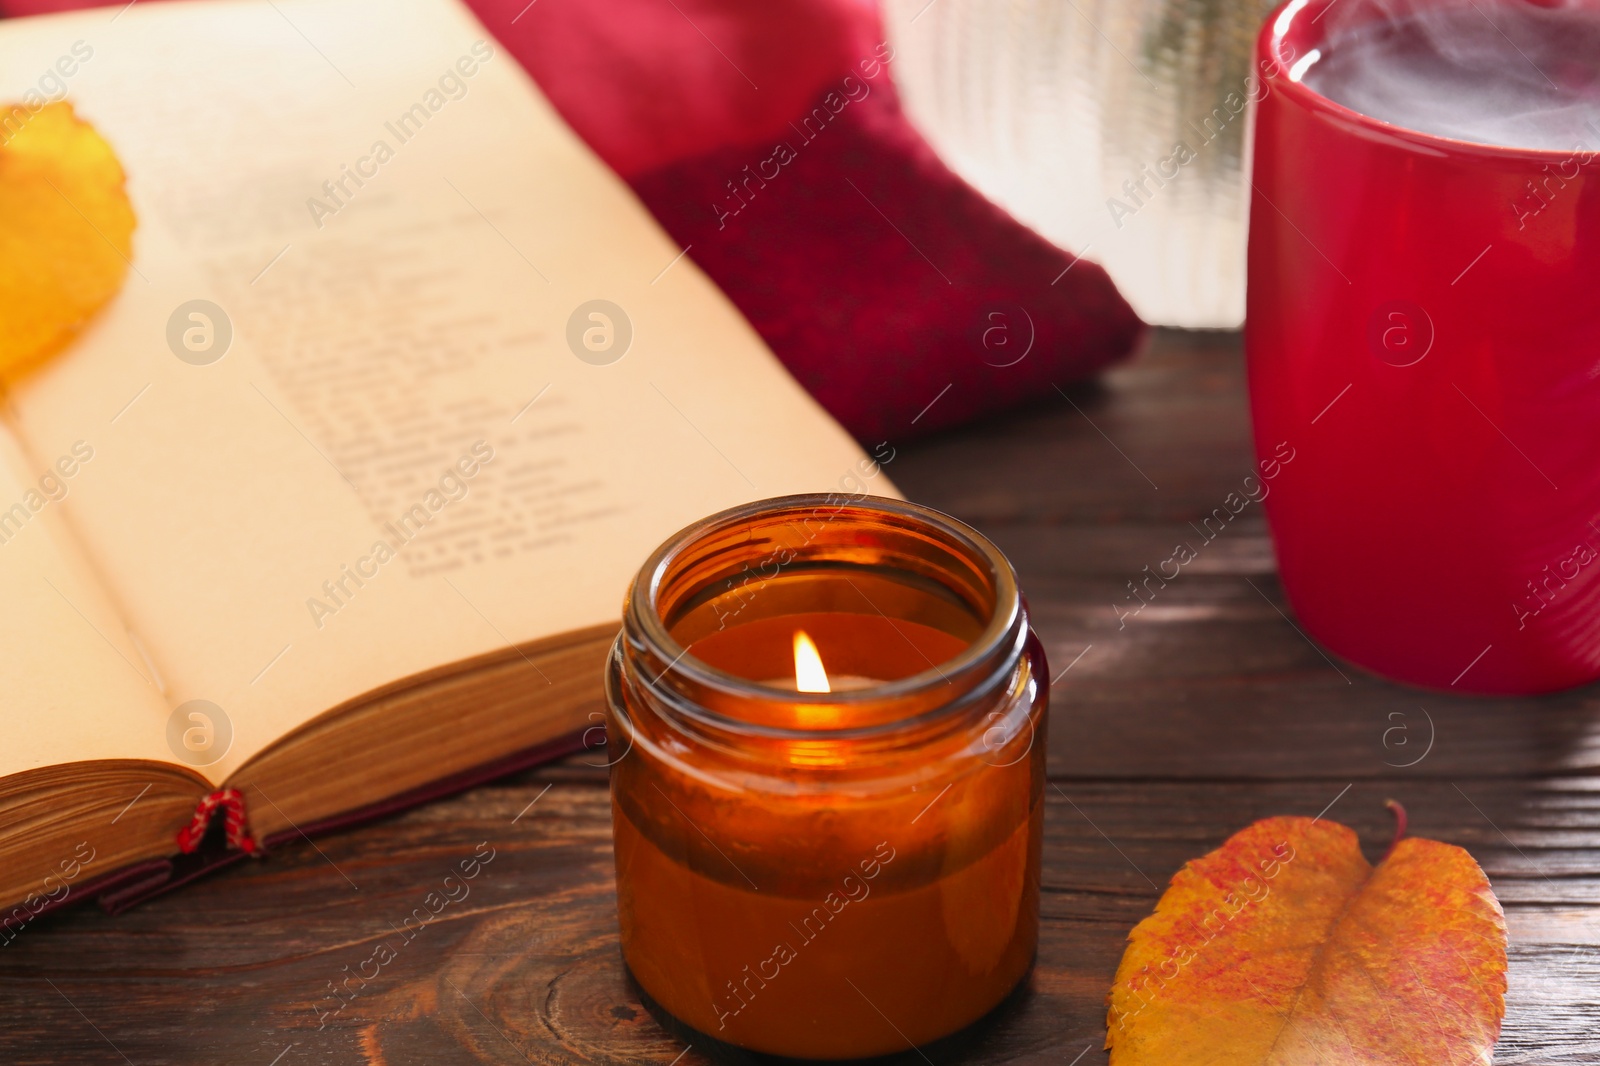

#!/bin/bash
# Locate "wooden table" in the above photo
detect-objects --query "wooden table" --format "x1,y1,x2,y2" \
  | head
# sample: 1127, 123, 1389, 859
8, 330, 1599, 1065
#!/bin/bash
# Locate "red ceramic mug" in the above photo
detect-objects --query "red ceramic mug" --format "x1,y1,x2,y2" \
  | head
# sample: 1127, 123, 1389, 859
1247, 0, 1600, 694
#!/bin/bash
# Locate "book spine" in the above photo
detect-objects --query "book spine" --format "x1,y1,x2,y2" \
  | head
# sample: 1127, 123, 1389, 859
175, 788, 258, 856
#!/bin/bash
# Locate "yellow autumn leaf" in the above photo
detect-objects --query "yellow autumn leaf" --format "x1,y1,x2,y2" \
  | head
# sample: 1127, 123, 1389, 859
0, 101, 135, 379
1107, 811, 1507, 1065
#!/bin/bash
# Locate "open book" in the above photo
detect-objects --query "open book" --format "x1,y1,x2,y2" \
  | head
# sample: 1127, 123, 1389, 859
0, 0, 884, 924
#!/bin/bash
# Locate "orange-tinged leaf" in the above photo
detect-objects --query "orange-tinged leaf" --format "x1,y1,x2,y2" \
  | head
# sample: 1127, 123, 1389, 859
1107, 814, 1507, 1066
0, 101, 136, 379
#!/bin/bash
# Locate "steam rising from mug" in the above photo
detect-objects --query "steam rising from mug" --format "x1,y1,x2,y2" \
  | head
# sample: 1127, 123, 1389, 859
1301, 0, 1600, 151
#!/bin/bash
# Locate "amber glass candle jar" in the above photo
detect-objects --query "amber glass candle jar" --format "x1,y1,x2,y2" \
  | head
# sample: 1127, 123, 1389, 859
604, 494, 1048, 1060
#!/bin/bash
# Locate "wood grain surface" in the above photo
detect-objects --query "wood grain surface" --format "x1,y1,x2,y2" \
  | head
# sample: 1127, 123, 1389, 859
5, 331, 1598, 1065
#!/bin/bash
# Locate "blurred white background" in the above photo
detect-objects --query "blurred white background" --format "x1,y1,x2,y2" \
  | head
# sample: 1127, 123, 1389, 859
884, 0, 1278, 328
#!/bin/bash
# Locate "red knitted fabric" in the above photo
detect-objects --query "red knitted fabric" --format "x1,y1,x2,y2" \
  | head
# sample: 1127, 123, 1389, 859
474, 0, 1146, 442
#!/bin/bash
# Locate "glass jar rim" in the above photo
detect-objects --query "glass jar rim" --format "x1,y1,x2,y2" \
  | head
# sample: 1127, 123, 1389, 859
621, 493, 1025, 737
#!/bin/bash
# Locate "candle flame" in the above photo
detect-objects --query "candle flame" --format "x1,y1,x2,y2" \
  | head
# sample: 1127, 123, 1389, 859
793, 630, 831, 693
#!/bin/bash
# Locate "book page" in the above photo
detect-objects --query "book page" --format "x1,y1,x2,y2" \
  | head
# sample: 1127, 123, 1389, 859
0, 0, 882, 784
0, 420, 177, 782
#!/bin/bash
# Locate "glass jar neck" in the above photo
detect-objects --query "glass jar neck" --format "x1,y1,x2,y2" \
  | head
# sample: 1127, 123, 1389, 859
610, 494, 1028, 759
